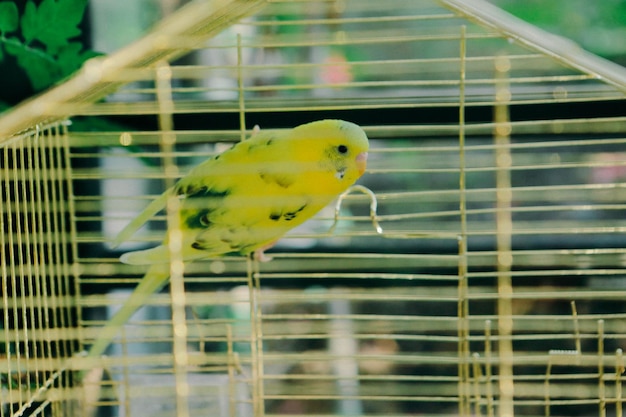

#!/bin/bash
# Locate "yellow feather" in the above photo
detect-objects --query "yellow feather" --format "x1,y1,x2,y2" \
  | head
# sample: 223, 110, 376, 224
88, 119, 369, 357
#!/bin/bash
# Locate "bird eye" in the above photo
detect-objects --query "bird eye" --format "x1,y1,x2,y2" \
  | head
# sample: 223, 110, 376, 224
337, 144, 348, 154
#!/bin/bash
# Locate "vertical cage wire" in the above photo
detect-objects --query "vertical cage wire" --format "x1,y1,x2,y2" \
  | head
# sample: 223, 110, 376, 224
0, 123, 78, 416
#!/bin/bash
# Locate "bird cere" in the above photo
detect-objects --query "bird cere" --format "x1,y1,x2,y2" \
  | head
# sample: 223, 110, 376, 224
87, 119, 369, 358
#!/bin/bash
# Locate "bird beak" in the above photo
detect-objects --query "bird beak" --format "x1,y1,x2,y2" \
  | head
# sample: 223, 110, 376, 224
356, 152, 368, 176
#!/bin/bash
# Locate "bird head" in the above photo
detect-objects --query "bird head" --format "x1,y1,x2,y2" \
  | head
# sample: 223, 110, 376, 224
292, 119, 369, 185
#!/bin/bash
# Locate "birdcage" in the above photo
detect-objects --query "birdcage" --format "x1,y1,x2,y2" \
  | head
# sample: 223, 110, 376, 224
1, 0, 625, 416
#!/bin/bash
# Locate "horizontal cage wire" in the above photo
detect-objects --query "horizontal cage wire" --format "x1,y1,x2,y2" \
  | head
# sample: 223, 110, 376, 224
0, 0, 625, 416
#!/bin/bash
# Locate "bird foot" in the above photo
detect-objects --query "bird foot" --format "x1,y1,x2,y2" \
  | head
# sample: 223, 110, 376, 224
253, 249, 273, 262
252, 240, 277, 262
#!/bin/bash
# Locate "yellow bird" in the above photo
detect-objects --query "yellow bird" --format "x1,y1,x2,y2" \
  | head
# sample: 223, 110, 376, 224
87, 119, 369, 357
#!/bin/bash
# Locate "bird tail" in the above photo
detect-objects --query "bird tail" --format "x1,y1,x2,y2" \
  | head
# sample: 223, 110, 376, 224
110, 188, 173, 248
87, 262, 171, 358
120, 244, 171, 265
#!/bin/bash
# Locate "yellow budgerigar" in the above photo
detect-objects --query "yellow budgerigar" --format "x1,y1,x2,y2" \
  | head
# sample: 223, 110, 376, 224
87, 119, 369, 357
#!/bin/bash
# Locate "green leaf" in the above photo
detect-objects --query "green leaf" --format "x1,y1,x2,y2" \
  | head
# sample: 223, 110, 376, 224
56, 42, 82, 75
3, 36, 22, 55
6, 42, 60, 91
2, 35, 61, 90
21, 0, 87, 54
21, 1, 39, 44
13, 48, 59, 91
56, 41, 100, 78
2, 0, 97, 96
0, 2, 18, 34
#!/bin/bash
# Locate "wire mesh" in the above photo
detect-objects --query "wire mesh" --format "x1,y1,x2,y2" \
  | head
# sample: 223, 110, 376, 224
0, 0, 625, 416
0, 123, 78, 416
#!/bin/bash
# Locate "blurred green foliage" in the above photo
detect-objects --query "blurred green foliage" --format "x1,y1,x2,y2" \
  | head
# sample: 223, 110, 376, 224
493, 0, 626, 61
0, 0, 99, 108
